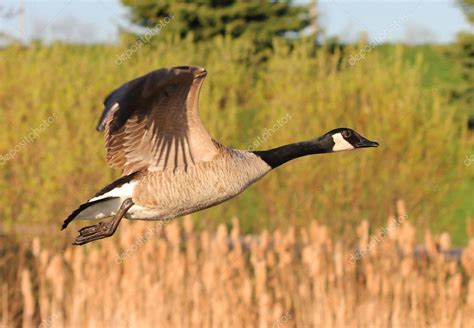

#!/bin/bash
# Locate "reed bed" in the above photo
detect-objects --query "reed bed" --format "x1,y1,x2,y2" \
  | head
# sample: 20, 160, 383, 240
0, 39, 468, 237
1, 205, 474, 327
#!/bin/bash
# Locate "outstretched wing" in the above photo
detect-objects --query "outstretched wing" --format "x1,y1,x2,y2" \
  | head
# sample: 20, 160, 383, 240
97, 67, 219, 176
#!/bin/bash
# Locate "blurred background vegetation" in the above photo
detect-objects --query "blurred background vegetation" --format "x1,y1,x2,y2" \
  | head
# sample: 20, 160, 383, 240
0, 0, 472, 245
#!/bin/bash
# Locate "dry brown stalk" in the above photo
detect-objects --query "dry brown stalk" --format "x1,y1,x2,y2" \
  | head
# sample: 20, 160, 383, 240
2, 211, 474, 327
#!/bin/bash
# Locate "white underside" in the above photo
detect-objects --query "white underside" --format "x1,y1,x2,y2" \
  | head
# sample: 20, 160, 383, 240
75, 198, 122, 220
75, 202, 163, 221
75, 181, 138, 220
126, 205, 166, 220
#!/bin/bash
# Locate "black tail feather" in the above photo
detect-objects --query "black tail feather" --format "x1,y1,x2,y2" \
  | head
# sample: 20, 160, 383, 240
61, 197, 118, 230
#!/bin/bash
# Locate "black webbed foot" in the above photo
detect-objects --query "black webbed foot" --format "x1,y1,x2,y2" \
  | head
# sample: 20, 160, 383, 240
73, 222, 115, 245
72, 198, 134, 246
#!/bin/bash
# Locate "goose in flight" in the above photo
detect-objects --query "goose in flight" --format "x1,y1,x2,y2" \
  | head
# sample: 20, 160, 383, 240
62, 66, 379, 245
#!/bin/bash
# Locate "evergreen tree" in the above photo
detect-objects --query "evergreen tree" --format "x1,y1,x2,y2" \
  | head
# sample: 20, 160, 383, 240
120, 0, 310, 46
453, 0, 474, 128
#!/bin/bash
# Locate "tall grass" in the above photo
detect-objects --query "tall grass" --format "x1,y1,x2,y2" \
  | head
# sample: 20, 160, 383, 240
1, 206, 474, 327
0, 37, 467, 237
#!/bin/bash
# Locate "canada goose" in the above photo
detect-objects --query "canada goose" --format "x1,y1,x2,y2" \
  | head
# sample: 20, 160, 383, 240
62, 66, 379, 245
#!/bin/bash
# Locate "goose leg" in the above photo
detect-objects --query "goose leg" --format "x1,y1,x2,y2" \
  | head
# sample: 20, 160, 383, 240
72, 198, 134, 246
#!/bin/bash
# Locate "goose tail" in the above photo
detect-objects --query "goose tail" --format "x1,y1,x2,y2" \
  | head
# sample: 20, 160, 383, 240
61, 197, 120, 230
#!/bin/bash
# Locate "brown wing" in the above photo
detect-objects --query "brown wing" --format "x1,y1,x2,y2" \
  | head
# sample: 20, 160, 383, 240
97, 66, 219, 175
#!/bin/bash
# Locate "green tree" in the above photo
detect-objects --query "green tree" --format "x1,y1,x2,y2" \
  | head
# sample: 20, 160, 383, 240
121, 0, 310, 46
453, 0, 474, 127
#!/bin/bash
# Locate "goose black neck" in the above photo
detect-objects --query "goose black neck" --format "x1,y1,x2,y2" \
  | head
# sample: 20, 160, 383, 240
252, 139, 330, 169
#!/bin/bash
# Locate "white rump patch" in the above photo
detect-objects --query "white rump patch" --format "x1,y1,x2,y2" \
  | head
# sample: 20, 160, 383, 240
332, 133, 354, 152
89, 181, 138, 202
75, 181, 138, 220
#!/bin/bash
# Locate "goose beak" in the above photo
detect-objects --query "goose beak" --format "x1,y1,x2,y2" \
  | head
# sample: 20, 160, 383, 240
357, 138, 379, 148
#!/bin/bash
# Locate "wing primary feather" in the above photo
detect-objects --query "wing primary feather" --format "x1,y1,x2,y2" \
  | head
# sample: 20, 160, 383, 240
97, 103, 119, 131
96, 67, 219, 174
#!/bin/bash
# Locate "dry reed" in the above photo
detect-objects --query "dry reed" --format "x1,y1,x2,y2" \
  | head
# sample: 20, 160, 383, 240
1, 205, 474, 327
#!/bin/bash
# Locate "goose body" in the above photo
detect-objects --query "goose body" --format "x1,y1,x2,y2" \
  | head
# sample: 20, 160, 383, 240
62, 66, 378, 245
87, 149, 270, 221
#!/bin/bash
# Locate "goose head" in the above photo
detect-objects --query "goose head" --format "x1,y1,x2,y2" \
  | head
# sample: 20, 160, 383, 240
320, 128, 379, 152
252, 127, 378, 169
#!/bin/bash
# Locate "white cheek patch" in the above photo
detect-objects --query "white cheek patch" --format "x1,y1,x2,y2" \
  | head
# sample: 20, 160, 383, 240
332, 133, 354, 152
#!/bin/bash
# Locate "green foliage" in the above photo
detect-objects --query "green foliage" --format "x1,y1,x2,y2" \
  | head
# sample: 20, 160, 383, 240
458, 0, 474, 23
376, 44, 463, 88
450, 32, 474, 117
450, 0, 474, 124
120, 0, 310, 46
0, 38, 469, 242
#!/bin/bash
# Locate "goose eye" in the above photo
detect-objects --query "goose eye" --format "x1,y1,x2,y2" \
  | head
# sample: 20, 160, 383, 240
342, 130, 351, 138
